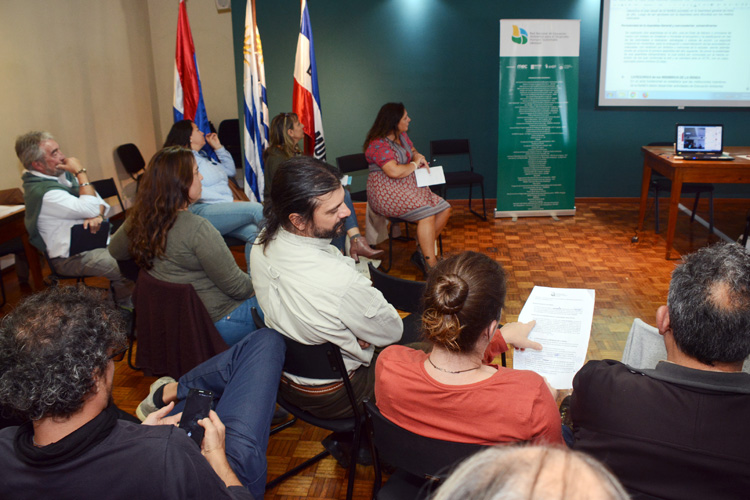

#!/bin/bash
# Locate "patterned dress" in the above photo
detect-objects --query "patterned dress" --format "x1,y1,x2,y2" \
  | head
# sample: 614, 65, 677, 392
365, 133, 450, 221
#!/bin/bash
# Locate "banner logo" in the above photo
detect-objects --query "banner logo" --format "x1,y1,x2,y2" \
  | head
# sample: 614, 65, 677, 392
512, 25, 528, 45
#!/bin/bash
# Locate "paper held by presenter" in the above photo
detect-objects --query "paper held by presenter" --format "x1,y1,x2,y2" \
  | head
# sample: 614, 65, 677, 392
415, 165, 445, 187
513, 286, 595, 390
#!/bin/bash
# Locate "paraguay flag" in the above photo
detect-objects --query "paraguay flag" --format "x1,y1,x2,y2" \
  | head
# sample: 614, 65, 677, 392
293, 0, 326, 161
242, 0, 268, 202
173, 0, 211, 140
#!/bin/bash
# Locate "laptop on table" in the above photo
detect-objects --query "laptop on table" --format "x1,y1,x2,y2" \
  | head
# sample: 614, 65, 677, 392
674, 124, 734, 161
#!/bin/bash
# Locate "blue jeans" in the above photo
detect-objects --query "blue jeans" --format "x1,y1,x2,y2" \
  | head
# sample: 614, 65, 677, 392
331, 190, 359, 252
213, 296, 264, 346
171, 328, 285, 499
190, 201, 264, 272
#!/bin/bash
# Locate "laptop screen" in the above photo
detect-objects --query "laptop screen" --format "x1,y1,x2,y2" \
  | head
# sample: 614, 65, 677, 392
675, 124, 723, 155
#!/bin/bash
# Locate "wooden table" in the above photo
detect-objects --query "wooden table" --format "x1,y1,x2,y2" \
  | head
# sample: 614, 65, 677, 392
638, 146, 750, 259
0, 207, 44, 290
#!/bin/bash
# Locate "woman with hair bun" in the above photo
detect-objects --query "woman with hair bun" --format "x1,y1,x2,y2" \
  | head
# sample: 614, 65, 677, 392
375, 251, 562, 444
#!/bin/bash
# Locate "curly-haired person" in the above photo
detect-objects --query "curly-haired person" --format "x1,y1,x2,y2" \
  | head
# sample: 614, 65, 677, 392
0, 285, 283, 499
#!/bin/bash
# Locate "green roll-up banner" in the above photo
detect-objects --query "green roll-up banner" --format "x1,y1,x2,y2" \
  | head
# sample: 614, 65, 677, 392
496, 20, 580, 218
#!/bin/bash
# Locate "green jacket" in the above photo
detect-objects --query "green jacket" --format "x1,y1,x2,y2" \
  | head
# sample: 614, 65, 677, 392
21, 171, 79, 252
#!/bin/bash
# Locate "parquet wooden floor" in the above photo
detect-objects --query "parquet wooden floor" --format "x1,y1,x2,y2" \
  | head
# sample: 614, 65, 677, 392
2, 197, 748, 499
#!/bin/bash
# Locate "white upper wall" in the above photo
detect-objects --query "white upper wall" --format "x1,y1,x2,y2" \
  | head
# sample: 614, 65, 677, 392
147, 0, 237, 146
0, 0, 236, 205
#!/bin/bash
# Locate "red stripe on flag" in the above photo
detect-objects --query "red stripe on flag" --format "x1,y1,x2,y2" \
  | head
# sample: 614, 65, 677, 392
176, 1, 199, 121
292, 80, 315, 157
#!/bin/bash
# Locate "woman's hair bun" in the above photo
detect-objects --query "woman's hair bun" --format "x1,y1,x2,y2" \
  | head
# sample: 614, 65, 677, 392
433, 274, 469, 315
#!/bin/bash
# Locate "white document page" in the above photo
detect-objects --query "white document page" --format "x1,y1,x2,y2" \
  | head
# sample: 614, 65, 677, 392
415, 166, 445, 187
512, 286, 595, 390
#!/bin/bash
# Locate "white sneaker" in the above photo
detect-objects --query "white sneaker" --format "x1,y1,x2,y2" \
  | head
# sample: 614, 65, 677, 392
136, 376, 177, 421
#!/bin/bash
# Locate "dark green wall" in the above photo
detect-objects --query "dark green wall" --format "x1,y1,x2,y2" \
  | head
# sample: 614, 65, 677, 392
231, 0, 750, 198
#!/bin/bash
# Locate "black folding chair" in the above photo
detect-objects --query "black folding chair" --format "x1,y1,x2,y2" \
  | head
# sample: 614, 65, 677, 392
266, 338, 365, 500
115, 143, 146, 191
429, 139, 486, 221
91, 178, 125, 232
368, 263, 425, 341
364, 399, 485, 499
336, 153, 369, 202
218, 119, 242, 168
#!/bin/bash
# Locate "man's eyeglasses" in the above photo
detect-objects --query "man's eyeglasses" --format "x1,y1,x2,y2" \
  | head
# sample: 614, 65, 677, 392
109, 347, 128, 363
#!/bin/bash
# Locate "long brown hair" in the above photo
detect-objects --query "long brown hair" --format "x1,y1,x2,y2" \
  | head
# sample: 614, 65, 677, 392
126, 146, 195, 269
264, 112, 302, 161
163, 119, 194, 148
422, 251, 507, 352
363, 102, 405, 151
259, 156, 342, 250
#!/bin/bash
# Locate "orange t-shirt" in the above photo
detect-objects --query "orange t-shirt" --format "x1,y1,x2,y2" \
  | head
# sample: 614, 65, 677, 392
374, 345, 563, 445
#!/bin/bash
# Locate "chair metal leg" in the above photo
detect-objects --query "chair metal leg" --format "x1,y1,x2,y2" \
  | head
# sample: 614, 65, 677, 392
468, 181, 488, 221
126, 316, 140, 371
270, 416, 297, 435
479, 181, 487, 220
383, 227, 394, 273
367, 419, 382, 498
0, 274, 6, 309
265, 450, 331, 491
708, 191, 714, 234
690, 193, 700, 223
127, 339, 140, 371
345, 424, 362, 500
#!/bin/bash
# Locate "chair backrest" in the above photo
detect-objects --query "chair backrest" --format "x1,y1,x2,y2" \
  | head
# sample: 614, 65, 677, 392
116, 258, 140, 282
364, 399, 484, 482
281, 338, 349, 380
336, 153, 369, 202
133, 270, 229, 378
368, 263, 425, 314
251, 306, 266, 329
280, 337, 362, 417
218, 119, 242, 168
116, 143, 146, 179
336, 153, 369, 174
91, 178, 124, 214
429, 139, 473, 172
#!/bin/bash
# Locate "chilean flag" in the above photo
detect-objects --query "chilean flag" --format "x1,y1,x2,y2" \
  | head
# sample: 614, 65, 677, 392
173, 0, 211, 138
242, 0, 268, 202
293, 0, 326, 160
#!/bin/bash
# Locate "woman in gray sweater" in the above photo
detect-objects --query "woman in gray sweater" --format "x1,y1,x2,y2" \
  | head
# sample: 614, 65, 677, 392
109, 146, 261, 346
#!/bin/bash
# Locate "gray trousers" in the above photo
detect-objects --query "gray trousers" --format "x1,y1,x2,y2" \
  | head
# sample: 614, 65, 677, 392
51, 248, 134, 307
